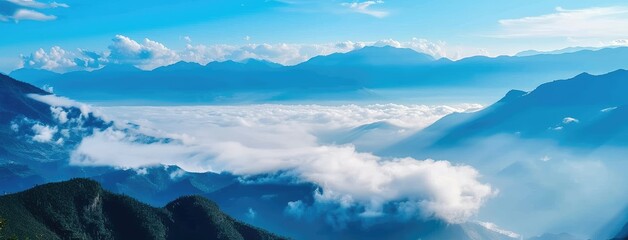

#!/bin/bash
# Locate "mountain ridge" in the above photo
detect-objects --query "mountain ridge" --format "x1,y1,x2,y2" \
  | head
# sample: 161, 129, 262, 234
11, 46, 628, 103
0, 178, 285, 240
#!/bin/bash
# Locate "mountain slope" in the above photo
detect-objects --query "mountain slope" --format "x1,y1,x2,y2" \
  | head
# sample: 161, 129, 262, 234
0, 178, 285, 240
0, 73, 115, 193
615, 223, 628, 239
0, 73, 52, 124
387, 69, 628, 156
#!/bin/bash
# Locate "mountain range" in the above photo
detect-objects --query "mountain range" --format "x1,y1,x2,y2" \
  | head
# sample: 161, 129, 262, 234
10, 46, 628, 103
379, 69, 628, 240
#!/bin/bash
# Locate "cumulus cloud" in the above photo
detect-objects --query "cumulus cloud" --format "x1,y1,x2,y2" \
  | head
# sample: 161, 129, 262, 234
20, 46, 108, 72
31, 123, 57, 142
341, 1, 388, 18
50, 106, 68, 124
107, 35, 179, 69
68, 104, 494, 224
0, 0, 68, 22
20, 46, 77, 71
496, 6, 628, 38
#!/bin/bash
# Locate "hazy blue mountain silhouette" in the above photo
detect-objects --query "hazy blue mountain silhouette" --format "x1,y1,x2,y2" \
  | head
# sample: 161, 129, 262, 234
386, 70, 628, 156
515, 46, 602, 57
527, 232, 583, 240
11, 46, 628, 103
91, 165, 237, 206
299, 46, 435, 67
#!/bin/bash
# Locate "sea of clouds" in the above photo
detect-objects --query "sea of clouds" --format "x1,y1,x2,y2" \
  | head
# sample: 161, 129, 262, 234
26, 94, 628, 239
50, 103, 495, 224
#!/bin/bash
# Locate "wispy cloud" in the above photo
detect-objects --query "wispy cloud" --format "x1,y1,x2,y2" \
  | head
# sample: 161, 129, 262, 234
496, 6, 628, 38
0, 0, 69, 22
341, 1, 388, 18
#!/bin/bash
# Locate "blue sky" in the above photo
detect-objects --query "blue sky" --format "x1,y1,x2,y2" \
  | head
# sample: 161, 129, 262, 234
2, 0, 628, 72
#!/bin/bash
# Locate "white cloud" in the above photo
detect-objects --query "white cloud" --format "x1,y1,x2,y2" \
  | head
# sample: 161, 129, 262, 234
135, 168, 148, 175
601, 107, 618, 112
68, 104, 493, 224
373, 38, 401, 48
7, 0, 69, 9
31, 123, 57, 143
10, 122, 19, 132
247, 208, 257, 219
50, 106, 68, 124
108, 35, 179, 69
20, 46, 108, 72
285, 200, 307, 218
476, 221, 521, 239
497, 6, 628, 38
20, 46, 77, 71
169, 168, 187, 180
341, 1, 388, 18
562, 117, 579, 124
1, 0, 68, 22
28, 94, 95, 118
12, 9, 55, 21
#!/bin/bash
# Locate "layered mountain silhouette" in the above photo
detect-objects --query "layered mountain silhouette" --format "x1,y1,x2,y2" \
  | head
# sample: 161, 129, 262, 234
92, 165, 237, 206
11, 46, 628, 103
0, 178, 284, 240
527, 232, 584, 240
387, 69, 628, 156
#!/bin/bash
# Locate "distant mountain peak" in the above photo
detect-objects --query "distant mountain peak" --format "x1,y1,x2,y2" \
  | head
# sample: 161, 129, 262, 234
154, 61, 203, 72
497, 89, 527, 103
299, 46, 434, 67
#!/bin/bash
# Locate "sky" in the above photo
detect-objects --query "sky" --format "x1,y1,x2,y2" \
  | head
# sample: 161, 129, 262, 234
3, 0, 628, 73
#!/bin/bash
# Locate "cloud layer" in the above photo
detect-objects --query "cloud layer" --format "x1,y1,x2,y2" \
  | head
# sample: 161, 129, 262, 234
61, 104, 494, 224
